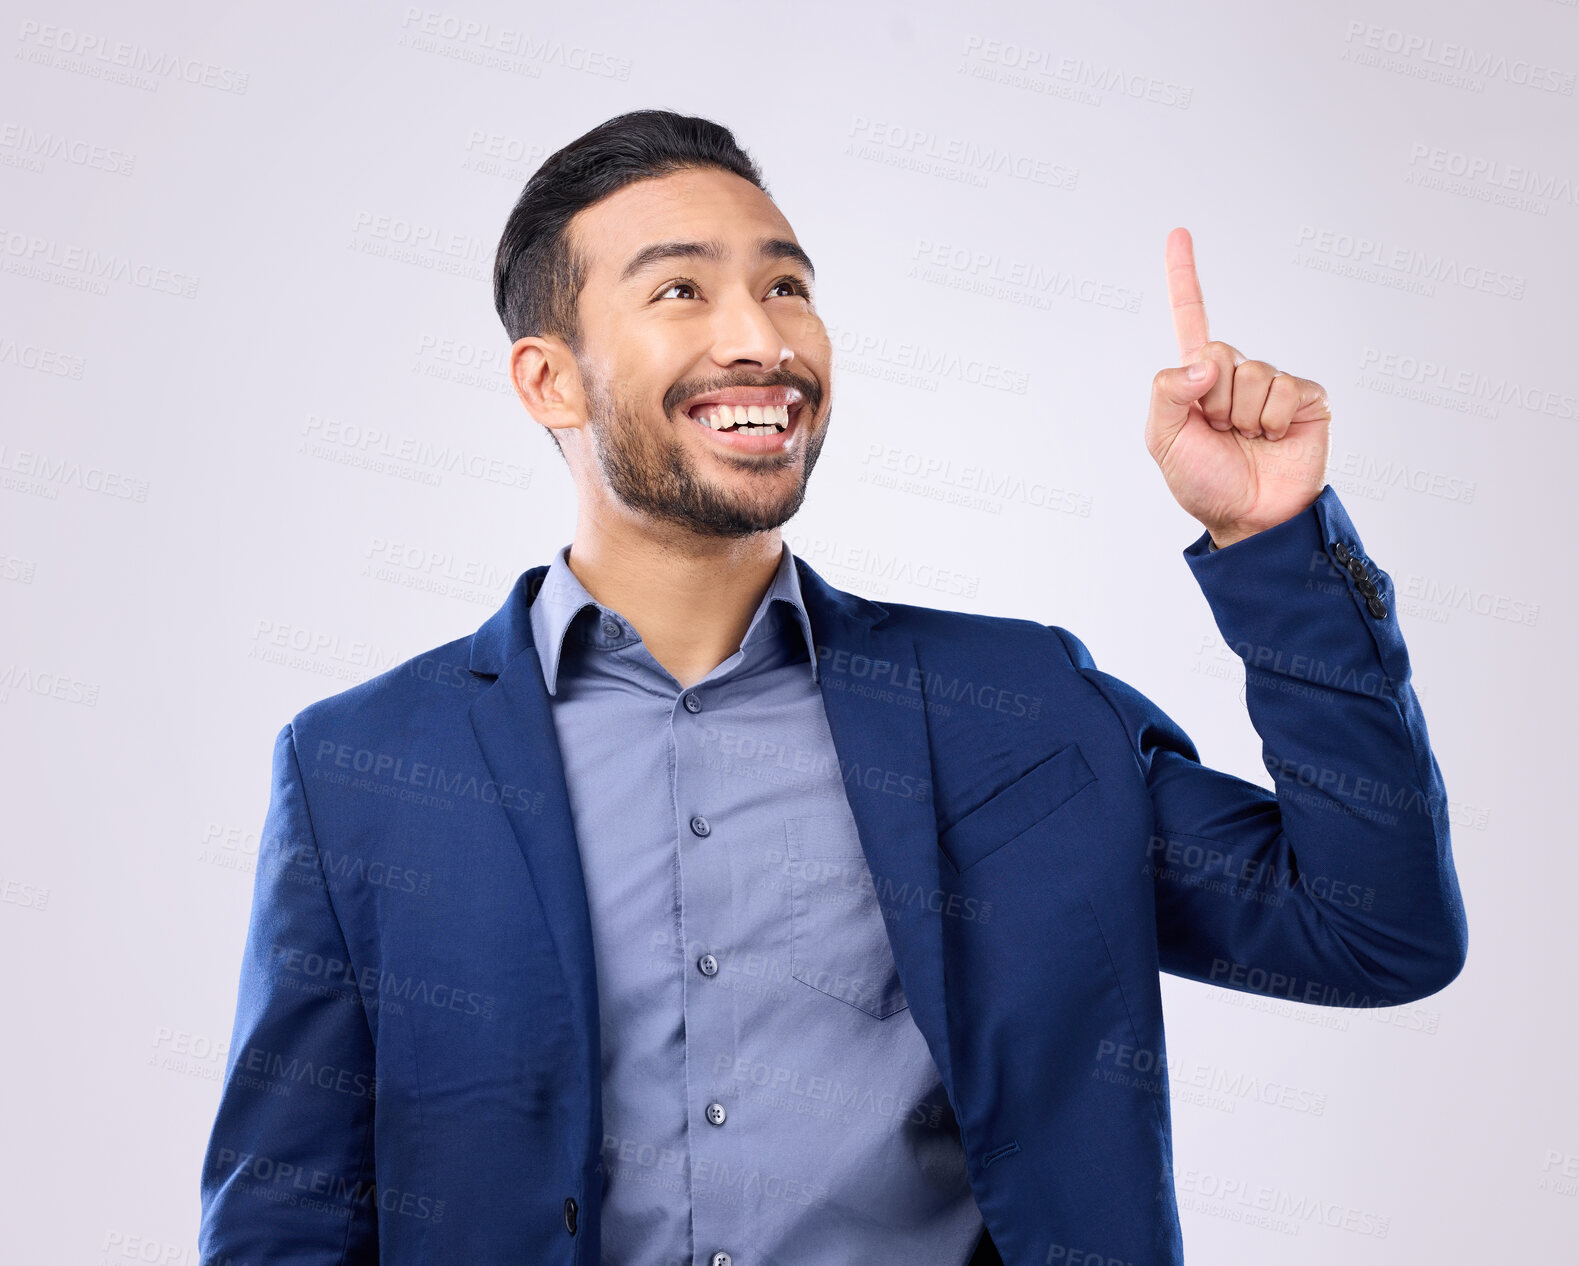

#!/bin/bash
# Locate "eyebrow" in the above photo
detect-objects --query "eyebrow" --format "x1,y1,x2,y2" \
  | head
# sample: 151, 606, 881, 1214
618, 236, 816, 285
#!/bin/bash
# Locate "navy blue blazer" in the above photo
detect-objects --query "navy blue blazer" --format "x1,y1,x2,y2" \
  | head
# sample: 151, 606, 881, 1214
199, 485, 1468, 1265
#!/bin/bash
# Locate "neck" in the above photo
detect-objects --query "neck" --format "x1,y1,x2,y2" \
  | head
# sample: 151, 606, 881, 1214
562, 505, 785, 690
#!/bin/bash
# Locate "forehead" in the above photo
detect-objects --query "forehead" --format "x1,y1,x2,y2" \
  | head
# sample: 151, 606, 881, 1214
569, 167, 799, 285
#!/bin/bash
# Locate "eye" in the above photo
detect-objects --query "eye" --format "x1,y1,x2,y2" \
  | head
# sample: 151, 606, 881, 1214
650, 276, 812, 304
653, 278, 701, 301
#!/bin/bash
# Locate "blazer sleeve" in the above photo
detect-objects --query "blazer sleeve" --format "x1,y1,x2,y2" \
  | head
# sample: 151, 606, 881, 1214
198, 722, 380, 1264
1052, 484, 1469, 1008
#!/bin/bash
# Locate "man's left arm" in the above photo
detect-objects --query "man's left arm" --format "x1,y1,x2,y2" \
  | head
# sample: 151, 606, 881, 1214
1077, 226, 1469, 1006
1056, 485, 1468, 1006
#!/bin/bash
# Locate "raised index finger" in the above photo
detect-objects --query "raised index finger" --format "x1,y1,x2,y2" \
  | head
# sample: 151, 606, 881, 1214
1166, 226, 1209, 365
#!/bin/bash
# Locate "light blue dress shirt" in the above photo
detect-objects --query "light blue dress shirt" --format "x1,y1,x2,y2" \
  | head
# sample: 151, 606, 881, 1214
528, 541, 985, 1266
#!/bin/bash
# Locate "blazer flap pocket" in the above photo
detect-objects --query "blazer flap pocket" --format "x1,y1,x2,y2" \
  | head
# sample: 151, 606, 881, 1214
939, 741, 1096, 874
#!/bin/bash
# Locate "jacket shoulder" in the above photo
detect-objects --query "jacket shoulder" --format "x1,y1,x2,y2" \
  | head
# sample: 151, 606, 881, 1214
874, 597, 1085, 669
286, 631, 484, 745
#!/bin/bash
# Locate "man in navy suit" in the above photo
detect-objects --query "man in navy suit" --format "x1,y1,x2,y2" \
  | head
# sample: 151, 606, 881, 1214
199, 110, 1467, 1265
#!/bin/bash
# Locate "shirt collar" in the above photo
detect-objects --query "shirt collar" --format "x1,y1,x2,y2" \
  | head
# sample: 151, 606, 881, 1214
528, 541, 819, 696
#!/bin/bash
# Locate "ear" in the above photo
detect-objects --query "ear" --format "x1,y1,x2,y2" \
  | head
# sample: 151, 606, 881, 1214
509, 335, 587, 436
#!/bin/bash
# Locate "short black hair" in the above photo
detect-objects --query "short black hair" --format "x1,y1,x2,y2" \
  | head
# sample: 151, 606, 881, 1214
493, 108, 766, 352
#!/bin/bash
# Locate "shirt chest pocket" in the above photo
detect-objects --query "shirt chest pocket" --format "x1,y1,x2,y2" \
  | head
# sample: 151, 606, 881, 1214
782, 814, 910, 1019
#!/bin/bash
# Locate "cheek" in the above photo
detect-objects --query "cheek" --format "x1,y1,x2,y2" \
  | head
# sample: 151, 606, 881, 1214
793, 312, 831, 358
603, 366, 674, 421
787, 319, 832, 395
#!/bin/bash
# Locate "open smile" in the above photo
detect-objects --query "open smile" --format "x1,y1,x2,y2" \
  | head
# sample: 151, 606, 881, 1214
680, 387, 808, 453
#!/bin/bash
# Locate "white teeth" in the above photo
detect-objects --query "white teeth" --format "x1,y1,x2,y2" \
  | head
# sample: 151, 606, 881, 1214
692, 402, 791, 432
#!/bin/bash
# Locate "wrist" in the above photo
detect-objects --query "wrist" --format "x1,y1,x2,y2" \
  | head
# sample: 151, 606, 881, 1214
1207, 527, 1254, 551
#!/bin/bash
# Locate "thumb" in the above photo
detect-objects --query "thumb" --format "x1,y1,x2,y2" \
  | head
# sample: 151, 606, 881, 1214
1147, 359, 1217, 453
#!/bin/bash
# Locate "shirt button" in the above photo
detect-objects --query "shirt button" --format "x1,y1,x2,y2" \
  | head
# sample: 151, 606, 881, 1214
600, 618, 621, 639
683, 692, 703, 713
698, 953, 719, 976
1330, 541, 1352, 565
706, 1101, 727, 1126
1367, 596, 1390, 619
563, 1196, 577, 1235
709, 1253, 733, 1266
690, 815, 711, 837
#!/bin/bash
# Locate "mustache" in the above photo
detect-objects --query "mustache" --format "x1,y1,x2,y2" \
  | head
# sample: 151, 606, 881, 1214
664, 369, 822, 416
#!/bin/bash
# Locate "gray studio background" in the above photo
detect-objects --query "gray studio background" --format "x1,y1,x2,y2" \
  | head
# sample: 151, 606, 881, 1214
3, 0, 1575, 1261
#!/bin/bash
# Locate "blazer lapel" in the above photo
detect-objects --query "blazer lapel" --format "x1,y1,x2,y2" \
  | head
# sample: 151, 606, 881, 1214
465, 567, 603, 1153
795, 558, 956, 1094
461, 558, 957, 1134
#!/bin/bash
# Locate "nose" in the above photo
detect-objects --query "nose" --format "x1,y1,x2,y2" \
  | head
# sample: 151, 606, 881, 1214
707, 285, 794, 372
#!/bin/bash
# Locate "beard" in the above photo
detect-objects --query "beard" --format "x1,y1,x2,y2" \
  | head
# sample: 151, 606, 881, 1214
581, 365, 829, 538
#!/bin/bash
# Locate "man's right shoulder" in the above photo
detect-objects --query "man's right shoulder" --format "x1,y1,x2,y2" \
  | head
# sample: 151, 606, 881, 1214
282, 629, 494, 751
